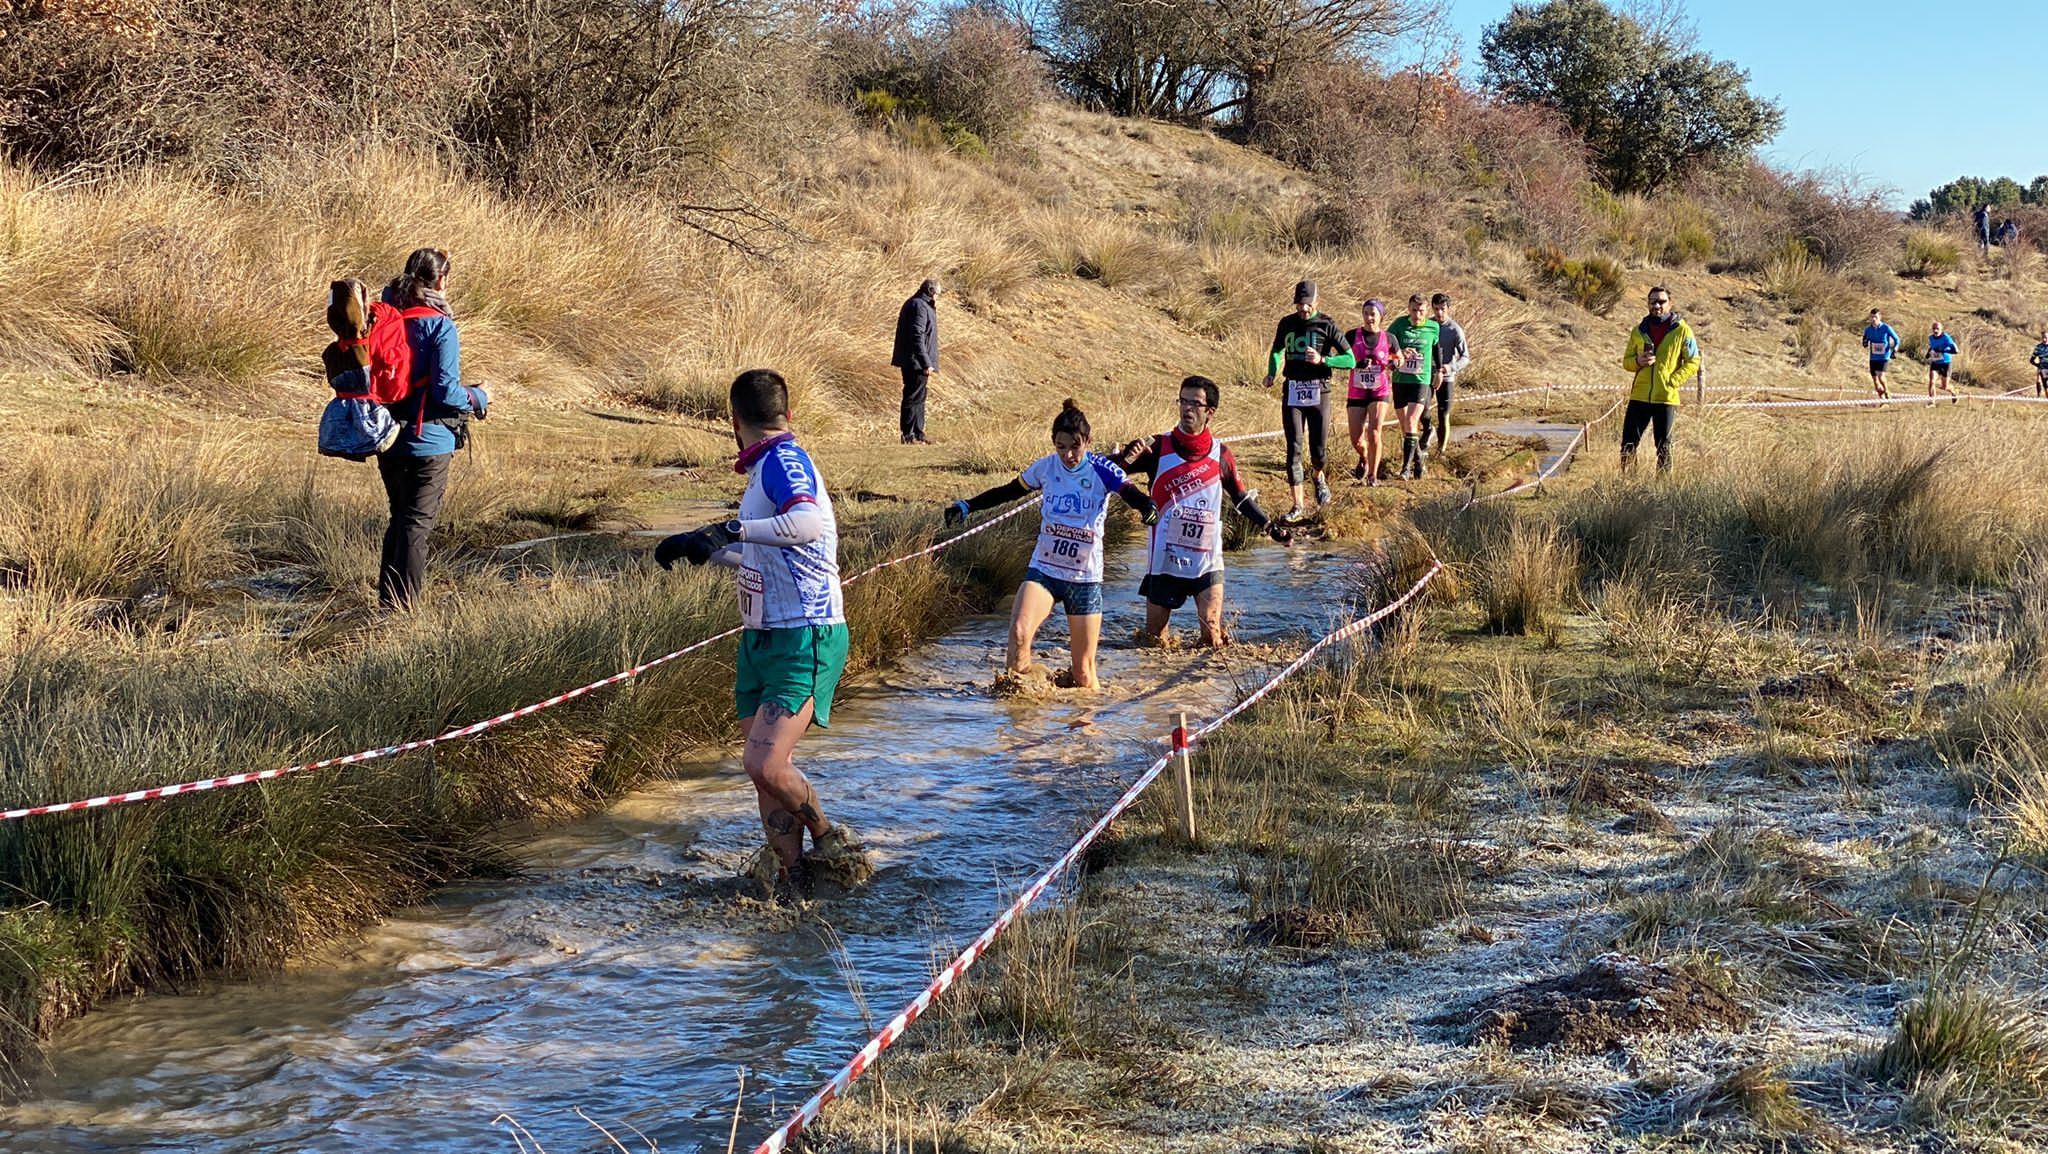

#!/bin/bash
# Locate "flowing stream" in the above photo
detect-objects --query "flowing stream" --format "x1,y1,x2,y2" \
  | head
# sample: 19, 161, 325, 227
3, 422, 1581, 1154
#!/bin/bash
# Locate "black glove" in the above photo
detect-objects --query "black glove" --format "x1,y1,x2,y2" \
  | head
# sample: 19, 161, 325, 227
1132, 493, 1159, 526
655, 520, 740, 569
466, 384, 490, 421
1268, 522, 1293, 545
944, 500, 969, 528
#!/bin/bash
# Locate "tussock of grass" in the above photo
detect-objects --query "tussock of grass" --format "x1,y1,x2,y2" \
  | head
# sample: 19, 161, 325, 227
1899, 228, 1963, 278
1864, 983, 2048, 1128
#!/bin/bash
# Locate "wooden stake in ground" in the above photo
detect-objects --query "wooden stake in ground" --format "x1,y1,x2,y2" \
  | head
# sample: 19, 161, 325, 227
1172, 709, 1197, 844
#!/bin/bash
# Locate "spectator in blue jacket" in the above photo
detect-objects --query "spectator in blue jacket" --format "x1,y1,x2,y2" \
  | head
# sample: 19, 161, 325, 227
1925, 320, 1960, 402
890, 278, 941, 444
1861, 308, 1899, 398
377, 247, 486, 609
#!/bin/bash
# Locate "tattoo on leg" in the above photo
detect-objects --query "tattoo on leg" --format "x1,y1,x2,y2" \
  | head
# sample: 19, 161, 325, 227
765, 809, 798, 835
758, 701, 794, 723
797, 801, 821, 824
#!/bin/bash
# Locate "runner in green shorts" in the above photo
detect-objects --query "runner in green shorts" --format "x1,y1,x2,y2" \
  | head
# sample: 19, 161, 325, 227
657, 368, 867, 896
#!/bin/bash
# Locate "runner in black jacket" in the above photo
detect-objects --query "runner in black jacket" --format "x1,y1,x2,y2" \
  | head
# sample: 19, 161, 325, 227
1263, 280, 1354, 520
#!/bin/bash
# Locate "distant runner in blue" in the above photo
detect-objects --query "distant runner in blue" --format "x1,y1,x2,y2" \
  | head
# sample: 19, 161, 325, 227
1861, 308, 1899, 398
2032, 327, 2048, 397
1925, 321, 1960, 402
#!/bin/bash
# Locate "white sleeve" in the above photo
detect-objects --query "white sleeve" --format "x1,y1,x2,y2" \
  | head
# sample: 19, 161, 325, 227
1019, 455, 1052, 491
739, 503, 826, 548
709, 544, 742, 569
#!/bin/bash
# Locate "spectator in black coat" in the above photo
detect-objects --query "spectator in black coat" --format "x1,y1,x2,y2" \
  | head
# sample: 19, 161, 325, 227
891, 278, 942, 444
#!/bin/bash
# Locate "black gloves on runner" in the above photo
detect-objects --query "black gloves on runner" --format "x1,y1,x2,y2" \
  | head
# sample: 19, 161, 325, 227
655, 520, 740, 569
1268, 522, 1293, 545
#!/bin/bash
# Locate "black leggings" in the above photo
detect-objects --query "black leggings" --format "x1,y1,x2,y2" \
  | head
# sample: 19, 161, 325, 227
1619, 399, 1675, 472
1421, 378, 1454, 449
1283, 402, 1327, 484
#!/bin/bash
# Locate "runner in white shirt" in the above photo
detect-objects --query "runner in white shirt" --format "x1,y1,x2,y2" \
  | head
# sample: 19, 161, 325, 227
1116, 376, 1292, 647
946, 399, 1157, 689
656, 369, 867, 897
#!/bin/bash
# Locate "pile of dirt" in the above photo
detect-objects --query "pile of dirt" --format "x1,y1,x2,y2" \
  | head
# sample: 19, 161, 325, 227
1431, 953, 1750, 1053
1243, 906, 1349, 950
1756, 669, 1879, 718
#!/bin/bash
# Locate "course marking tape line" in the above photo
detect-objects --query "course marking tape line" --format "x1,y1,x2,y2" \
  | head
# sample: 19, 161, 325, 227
0, 496, 1052, 823
1704, 392, 2040, 411
1468, 396, 1626, 506
747, 559, 1442, 1154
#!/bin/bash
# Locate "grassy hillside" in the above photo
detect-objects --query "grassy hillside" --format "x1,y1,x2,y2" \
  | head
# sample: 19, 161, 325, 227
2, 98, 2046, 1070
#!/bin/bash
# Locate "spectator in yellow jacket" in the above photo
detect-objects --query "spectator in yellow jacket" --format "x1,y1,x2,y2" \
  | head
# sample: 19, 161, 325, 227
1618, 286, 1701, 473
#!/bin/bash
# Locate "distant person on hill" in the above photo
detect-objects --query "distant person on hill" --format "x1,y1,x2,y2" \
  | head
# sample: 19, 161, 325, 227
1387, 295, 1440, 480
375, 247, 487, 610
1974, 204, 1993, 256
654, 368, 867, 898
1925, 320, 1960, 401
1422, 292, 1469, 455
1115, 375, 1291, 648
1344, 298, 1397, 486
943, 399, 1156, 691
891, 278, 941, 445
1265, 280, 1353, 521
2031, 327, 2048, 397
1862, 307, 1900, 398
1619, 286, 1700, 474
1998, 218, 2021, 248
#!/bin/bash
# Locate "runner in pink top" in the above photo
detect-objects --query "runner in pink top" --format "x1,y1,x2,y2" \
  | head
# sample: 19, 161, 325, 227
1344, 299, 1396, 486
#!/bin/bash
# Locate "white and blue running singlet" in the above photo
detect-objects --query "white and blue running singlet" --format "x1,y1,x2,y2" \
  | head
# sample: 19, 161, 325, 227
735, 432, 843, 630
1019, 452, 1128, 583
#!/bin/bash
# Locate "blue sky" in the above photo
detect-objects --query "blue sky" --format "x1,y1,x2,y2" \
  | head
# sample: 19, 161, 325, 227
1411, 1, 2042, 207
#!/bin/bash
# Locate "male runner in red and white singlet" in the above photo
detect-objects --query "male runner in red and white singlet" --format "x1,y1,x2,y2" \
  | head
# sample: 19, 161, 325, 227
1117, 375, 1291, 647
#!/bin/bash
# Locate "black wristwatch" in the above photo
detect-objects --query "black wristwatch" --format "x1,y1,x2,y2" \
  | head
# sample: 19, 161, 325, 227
724, 519, 744, 541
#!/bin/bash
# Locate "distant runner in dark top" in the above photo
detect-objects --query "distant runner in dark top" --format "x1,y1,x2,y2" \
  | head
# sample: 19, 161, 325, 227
2031, 327, 2048, 397
1265, 279, 1354, 521
1974, 204, 1992, 256
1117, 375, 1291, 648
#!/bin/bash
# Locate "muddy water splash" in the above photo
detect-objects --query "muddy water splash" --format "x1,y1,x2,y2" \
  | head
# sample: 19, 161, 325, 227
4, 539, 1382, 1154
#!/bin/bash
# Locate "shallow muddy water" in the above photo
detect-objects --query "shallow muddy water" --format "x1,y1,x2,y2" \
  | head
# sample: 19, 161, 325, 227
4, 539, 1378, 1154
4, 417, 1585, 1153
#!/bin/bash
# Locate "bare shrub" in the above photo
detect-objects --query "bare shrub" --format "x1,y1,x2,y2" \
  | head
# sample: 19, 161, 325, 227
921, 8, 1042, 147
0, 0, 817, 203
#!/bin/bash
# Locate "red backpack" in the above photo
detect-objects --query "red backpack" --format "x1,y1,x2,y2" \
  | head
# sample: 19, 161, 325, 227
335, 299, 441, 405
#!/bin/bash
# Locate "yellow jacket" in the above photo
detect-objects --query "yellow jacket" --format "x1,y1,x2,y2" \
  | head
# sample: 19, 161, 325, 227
1621, 316, 1701, 405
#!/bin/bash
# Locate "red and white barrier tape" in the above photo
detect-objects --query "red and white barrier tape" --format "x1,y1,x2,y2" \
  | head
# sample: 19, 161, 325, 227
747, 558, 1443, 1154
1468, 396, 1626, 505
1, 498, 1051, 823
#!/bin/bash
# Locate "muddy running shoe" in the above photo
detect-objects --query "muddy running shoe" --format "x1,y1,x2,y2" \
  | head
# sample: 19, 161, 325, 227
806, 824, 875, 886
1284, 504, 1304, 523
744, 844, 813, 901
1351, 458, 1367, 481
1314, 476, 1332, 506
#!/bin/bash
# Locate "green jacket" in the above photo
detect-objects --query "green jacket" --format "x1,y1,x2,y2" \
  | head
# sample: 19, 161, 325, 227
1622, 314, 1701, 405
